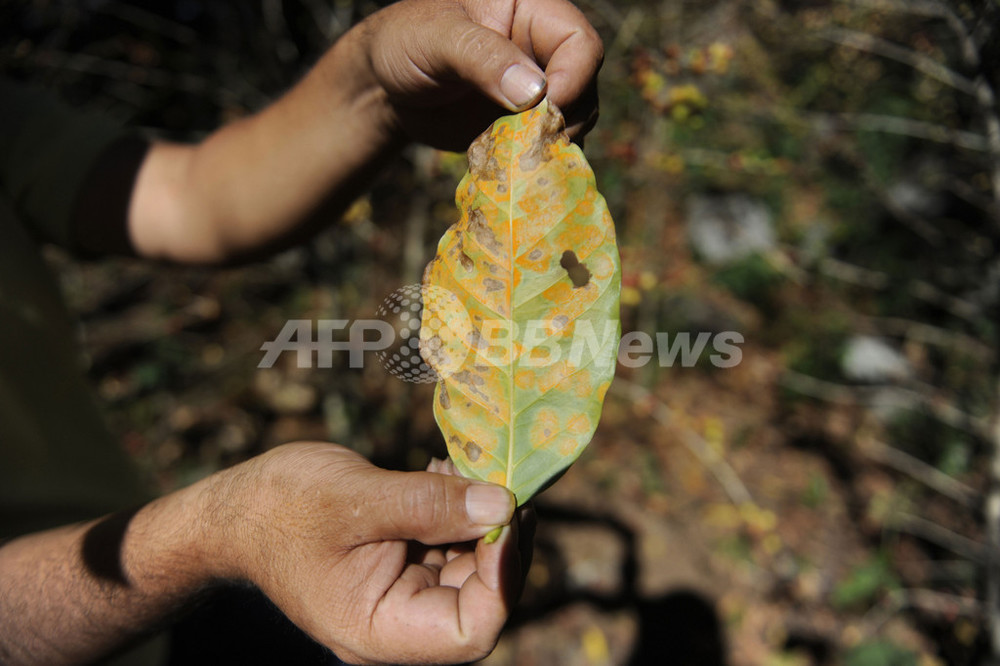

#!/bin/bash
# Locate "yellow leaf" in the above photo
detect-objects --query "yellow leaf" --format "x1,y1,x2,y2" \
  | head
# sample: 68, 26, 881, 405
422, 99, 621, 504
582, 625, 610, 664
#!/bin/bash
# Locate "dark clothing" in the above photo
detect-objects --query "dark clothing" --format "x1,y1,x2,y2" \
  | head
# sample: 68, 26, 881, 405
0, 80, 150, 539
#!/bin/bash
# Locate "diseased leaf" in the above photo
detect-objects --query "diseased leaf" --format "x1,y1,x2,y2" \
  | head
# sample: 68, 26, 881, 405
421, 99, 621, 505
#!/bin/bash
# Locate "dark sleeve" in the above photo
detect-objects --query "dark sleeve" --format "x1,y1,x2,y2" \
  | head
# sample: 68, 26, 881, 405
0, 79, 148, 254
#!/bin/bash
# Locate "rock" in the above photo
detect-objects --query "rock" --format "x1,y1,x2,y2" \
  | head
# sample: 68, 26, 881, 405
686, 194, 776, 264
841, 336, 912, 383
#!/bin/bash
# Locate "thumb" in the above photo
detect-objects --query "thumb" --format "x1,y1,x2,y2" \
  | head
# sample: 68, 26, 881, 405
365, 470, 515, 544
444, 19, 547, 111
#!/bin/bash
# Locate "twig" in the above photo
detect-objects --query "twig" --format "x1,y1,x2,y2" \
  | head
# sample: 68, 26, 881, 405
862, 587, 983, 636
611, 379, 754, 506
848, 0, 1000, 232
859, 315, 994, 361
816, 112, 990, 153
844, 0, 953, 21
860, 168, 943, 245
780, 370, 992, 440
858, 437, 977, 507
714, 101, 991, 153
821, 27, 977, 96
889, 513, 986, 563
815, 256, 889, 289
815, 256, 984, 324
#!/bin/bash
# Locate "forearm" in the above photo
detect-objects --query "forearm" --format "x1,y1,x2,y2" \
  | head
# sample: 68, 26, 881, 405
0, 480, 226, 665
130, 26, 401, 264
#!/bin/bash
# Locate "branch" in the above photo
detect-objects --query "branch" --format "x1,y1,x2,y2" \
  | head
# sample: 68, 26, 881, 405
844, 0, 1000, 231
611, 379, 754, 506
860, 168, 944, 245
860, 315, 994, 361
821, 27, 977, 96
815, 256, 984, 324
890, 512, 986, 563
858, 437, 977, 507
780, 370, 992, 440
862, 587, 983, 637
817, 112, 990, 153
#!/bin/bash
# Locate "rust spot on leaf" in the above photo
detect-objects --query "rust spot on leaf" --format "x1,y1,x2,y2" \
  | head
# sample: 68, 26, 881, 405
468, 131, 502, 181
464, 441, 482, 462
468, 208, 503, 256
560, 250, 592, 288
483, 278, 504, 292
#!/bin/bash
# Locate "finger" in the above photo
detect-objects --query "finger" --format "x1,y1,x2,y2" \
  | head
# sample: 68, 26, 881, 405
439, 13, 547, 111
364, 469, 515, 545
506, 0, 604, 111
440, 551, 477, 588
447, 541, 474, 562
368, 527, 521, 663
426, 457, 444, 474
456, 524, 520, 633
412, 542, 447, 570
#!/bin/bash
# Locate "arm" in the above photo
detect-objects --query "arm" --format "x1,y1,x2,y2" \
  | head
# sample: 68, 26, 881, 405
118, 0, 602, 264
0, 444, 526, 665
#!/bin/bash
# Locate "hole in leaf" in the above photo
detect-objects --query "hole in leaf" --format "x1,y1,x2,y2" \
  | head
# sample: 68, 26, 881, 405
560, 250, 592, 288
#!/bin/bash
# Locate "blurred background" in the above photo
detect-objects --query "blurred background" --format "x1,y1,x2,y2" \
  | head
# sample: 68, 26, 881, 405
2, 0, 998, 663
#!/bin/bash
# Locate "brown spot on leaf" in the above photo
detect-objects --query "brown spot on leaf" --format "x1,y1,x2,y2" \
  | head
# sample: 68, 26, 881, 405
439, 385, 451, 409
453, 370, 485, 386
483, 278, 504, 292
560, 250, 592, 288
468, 208, 503, 256
464, 441, 482, 462
453, 235, 474, 271
519, 103, 566, 172
528, 248, 544, 261
467, 131, 503, 181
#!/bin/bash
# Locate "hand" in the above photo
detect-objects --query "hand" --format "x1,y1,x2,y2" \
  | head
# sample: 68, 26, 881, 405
204, 443, 534, 664
354, 0, 603, 150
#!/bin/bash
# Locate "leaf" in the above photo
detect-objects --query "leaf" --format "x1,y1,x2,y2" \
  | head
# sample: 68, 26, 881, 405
831, 554, 899, 609
421, 99, 621, 505
842, 642, 918, 666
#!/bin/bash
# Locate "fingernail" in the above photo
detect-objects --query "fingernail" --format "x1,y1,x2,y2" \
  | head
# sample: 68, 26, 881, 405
500, 64, 546, 110
466, 483, 515, 525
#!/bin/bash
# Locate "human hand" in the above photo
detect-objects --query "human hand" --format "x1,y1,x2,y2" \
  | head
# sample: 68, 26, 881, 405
203, 443, 533, 664
351, 0, 603, 150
